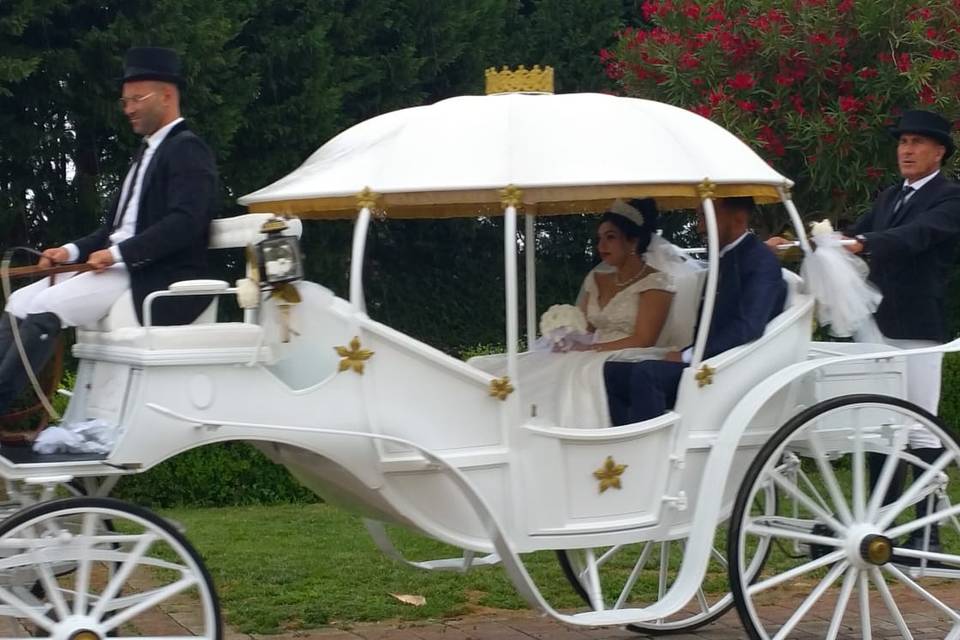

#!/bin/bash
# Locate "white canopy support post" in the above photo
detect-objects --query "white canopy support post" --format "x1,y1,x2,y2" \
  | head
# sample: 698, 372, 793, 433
778, 186, 813, 255
502, 186, 521, 384
525, 213, 537, 347
350, 187, 379, 311
690, 184, 720, 369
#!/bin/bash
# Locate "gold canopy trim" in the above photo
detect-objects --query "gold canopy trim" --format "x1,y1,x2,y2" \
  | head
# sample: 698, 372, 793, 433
245, 182, 787, 220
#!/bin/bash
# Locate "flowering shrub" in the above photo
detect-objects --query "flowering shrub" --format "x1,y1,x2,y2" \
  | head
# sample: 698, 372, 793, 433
602, 1, 960, 220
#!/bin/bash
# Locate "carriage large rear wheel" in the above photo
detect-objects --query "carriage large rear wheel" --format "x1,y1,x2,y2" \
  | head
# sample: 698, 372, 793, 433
0, 496, 221, 639
556, 480, 775, 635
730, 394, 960, 639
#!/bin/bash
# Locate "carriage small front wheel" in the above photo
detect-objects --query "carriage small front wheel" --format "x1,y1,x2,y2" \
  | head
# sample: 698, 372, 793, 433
0, 496, 222, 640
556, 478, 775, 635
730, 394, 960, 639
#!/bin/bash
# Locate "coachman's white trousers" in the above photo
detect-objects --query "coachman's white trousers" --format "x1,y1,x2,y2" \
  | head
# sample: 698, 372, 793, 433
881, 335, 943, 449
4, 266, 130, 328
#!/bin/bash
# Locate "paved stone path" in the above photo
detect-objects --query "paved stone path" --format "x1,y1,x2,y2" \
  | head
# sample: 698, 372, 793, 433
143, 582, 957, 640
0, 577, 960, 640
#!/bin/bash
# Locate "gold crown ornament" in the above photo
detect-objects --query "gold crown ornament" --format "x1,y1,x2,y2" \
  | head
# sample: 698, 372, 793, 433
485, 65, 554, 95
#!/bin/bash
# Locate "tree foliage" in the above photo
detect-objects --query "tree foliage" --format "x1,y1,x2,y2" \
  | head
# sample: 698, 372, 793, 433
0, 0, 638, 353
603, 0, 960, 222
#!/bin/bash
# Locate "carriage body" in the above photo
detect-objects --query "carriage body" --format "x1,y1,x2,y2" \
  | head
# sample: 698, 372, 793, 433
0, 89, 955, 638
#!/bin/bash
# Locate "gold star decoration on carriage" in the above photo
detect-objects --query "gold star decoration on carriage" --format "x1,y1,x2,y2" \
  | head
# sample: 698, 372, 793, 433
695, 364, 715, 388
488, 376, 514, 400
335, 337, 374, 374
593, 456, 628, 493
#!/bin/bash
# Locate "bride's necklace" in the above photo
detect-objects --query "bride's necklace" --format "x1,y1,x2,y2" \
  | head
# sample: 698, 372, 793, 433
614, 263, 651, 289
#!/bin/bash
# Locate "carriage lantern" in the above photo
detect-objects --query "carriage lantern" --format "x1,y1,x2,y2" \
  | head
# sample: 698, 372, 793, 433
257, 216, 303, 285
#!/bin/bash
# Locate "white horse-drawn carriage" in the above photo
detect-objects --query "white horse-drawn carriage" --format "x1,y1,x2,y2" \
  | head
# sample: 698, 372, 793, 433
1, 73, 958, 639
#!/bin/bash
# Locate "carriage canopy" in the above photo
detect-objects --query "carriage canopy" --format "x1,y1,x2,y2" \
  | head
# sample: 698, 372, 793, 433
238, 92, 792, 218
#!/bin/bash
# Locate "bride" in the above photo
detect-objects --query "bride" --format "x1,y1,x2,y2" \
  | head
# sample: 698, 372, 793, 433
470, 199, 701, 428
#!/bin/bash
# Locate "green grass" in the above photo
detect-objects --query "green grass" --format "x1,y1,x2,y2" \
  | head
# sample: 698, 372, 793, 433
163, 503, 585, 633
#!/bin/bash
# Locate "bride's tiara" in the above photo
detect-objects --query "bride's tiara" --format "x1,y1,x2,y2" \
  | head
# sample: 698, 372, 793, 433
607, 199, 645, 227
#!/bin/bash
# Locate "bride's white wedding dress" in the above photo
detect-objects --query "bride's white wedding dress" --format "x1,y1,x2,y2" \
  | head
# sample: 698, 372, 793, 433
469, 268, 676, 429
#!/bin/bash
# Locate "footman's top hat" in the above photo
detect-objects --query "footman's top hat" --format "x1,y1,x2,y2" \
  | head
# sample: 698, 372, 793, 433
121, 47, 184, 87
889, 109, 955, 160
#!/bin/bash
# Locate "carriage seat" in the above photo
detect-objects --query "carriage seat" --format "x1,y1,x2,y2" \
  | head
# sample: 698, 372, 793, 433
74, 214, 301, 358
78, 213, 303, 334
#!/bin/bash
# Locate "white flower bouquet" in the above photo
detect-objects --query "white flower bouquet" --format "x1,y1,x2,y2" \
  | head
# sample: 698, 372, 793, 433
536, 304, 592, 351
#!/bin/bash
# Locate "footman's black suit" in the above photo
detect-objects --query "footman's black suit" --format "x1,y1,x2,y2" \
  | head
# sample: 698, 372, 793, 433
853, 172, 960, 342
73, 121, 218, 326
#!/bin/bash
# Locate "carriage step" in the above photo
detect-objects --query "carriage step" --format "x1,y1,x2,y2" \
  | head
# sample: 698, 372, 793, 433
0, 442, 108, 465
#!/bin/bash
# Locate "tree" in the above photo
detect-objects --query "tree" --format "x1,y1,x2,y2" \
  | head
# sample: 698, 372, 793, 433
602, 0, 960, 222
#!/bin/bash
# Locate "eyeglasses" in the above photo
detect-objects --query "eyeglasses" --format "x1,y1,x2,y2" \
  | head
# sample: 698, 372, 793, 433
117, 92, 156, 109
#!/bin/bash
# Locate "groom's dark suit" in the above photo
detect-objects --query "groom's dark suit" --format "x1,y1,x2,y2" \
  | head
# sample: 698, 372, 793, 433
604, 233, 786, 424
73, 121, 218, 326
852, 172, 960, 342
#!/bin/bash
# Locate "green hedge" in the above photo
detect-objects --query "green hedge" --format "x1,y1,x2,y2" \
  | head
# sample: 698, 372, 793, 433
113, 442, 317, 508
940, 352, 960, 431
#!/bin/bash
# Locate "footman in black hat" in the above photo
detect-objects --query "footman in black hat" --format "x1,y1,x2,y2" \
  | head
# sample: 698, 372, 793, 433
846, 108, 960, 554
0, 46, 219, 413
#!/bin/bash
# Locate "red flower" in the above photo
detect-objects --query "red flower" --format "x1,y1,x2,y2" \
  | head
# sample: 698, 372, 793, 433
757, 126, 786, 157
866, 167, 884, 179
896, 53, 912, 71
706, 3, 725, 22
729, 71, 755, 91
857, 67, 879, 79
789, 94, 806, 115
839, 95, 863, 113
837, 0, 854, 12
683, 2, 701, 19
708, 88, 727, 106
809, 32, 832, 47
679, 52, 701, 70
775, 72, 794, 87
737, 99, 757, 112
918, 85, 937, 105
691, 104, 712, 118
932, 48, 958, 61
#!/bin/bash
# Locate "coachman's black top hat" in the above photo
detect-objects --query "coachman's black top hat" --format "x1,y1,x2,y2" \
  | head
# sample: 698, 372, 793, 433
121, 47, 184, 87
889, 109, 955, 160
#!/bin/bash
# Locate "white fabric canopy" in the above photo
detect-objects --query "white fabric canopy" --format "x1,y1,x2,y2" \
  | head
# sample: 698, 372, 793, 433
238, 92, 792, 219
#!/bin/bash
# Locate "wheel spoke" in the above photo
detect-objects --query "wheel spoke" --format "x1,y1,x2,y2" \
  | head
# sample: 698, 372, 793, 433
869, 567, 912, 638
90, 532, 157, 620
806, 429, 854, 525
766, 467, 846, 533
825, 566, 858, 640
584, 548, 603, 611
887, 501, 960, 540
745, 523, 841, 548
100, 576, 198, 632
73, 511, 98, 615
858, 570, 872, 640
883, 562, 960, 622
657, 540, 670, 601
748, 550, 844, 595
613, 543, 654, 610
0, 584, 56, 632
866, 429, 909, 522
709, 545, 728, 569
771, 560, 848, 640
852, 411, 866, 521
878, 449, 955, 530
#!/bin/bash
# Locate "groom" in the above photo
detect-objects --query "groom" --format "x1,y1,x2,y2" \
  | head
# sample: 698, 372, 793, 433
604, 197, 786, 424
